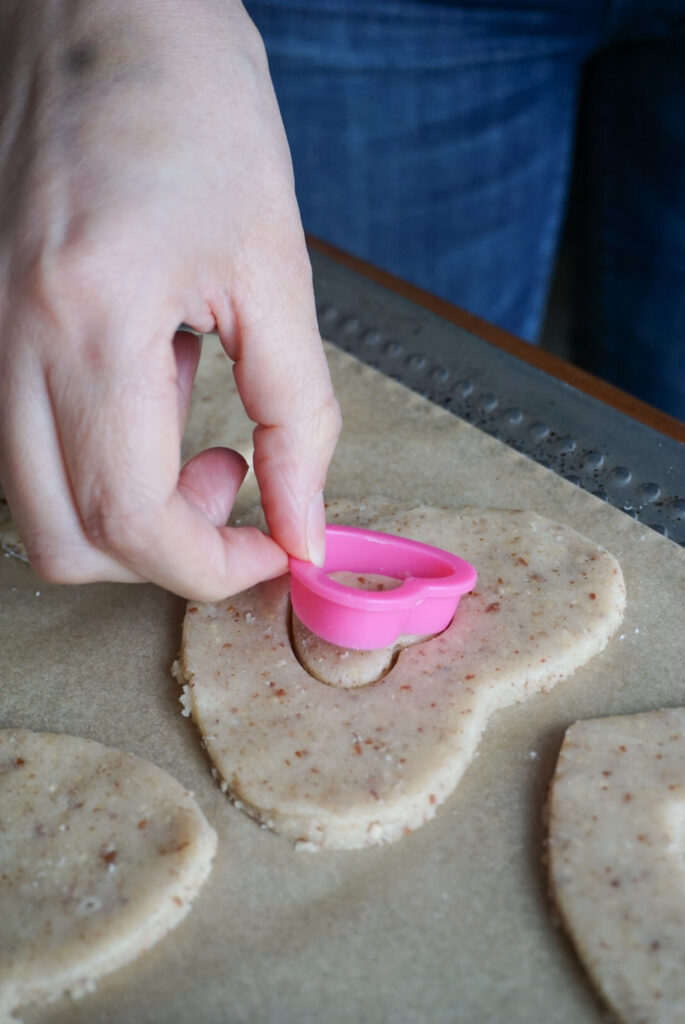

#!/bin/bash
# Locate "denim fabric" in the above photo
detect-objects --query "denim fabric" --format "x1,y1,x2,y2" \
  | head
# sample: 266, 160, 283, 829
573, 33, 685, 416
245, 0, 685, 417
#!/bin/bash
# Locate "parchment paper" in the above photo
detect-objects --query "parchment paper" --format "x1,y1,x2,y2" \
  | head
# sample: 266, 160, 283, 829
3, 338, 684, 1024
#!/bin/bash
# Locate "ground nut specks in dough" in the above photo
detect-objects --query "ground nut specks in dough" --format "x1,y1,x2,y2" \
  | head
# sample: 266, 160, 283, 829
548, 708, 685, 1024
0, 730, 216, 1024
176, 499, 626, 851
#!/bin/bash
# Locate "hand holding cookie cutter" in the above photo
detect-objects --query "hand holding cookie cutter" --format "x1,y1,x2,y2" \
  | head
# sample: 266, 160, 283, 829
289, 525, 477, 650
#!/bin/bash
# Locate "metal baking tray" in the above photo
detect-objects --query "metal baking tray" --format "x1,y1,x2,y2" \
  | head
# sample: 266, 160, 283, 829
310, 247, 685, 546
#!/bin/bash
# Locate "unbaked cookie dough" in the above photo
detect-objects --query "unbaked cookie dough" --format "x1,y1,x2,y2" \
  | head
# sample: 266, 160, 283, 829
0, 730, 217, 1023
548, 708, 685, 1024
291, 570, 426, 688
176, 498, 626, 851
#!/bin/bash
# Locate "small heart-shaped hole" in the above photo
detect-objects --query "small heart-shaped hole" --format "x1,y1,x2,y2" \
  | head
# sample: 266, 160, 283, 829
290, 571, 431, 688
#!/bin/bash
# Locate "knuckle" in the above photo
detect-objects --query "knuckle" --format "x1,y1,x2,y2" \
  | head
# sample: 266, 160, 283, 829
317, 393, 343, 451
86, 507, 156, 560
21, 240, 112, 335
82, 487, 160, 561
240, 15, 270, 75
54, 241, 119, 316
26, 539, 91, 585
327, 394, 343, 437
283, 246, 314, 287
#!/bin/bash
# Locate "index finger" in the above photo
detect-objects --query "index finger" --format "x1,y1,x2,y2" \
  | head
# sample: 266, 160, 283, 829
222, 233, 341, 565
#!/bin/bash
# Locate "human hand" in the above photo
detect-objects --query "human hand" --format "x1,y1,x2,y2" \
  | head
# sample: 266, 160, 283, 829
0, 0, 340, 600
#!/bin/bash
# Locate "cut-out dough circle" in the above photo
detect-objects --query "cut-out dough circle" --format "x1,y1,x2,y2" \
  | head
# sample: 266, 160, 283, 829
291, 570, 428, 689
178, 500, 625, 850
0, 730, 216, 1023
548, 708, 685, 1024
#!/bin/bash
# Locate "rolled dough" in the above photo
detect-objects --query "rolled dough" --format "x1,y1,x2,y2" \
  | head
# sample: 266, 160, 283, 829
176, 498, 625, 851
0, 730, 217, 1023
548, 708, 685, 1024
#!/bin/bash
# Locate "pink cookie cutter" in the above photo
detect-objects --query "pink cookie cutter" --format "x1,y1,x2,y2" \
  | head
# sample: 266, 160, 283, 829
289, 525, 477, 651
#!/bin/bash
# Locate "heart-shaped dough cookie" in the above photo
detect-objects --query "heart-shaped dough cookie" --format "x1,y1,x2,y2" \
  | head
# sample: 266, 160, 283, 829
176, 499, 625, 850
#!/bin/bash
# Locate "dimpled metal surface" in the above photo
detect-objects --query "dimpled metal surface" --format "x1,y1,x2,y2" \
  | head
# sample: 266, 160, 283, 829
311, 248, 685, 545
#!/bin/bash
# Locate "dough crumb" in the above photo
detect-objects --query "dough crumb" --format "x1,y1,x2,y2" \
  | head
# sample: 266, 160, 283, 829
179, 685, 192, 717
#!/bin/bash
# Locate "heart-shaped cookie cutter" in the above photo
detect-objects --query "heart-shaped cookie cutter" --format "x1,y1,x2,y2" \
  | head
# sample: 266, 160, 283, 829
289, 525, 477, 650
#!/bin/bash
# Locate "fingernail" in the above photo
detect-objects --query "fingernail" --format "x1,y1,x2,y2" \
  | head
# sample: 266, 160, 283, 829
306, 490, 326, 567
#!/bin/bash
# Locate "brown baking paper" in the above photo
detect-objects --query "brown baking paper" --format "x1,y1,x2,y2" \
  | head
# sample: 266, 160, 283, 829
3, 338, 684, 1024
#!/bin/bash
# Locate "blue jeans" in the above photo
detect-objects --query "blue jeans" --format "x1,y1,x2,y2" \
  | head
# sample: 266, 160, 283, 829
245, 0, 685, 419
